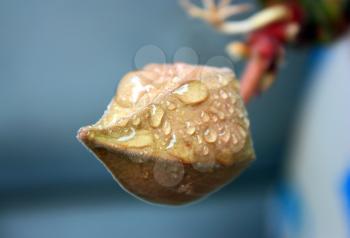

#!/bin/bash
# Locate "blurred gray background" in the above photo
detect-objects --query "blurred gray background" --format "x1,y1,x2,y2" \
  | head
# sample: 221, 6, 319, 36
0, 0, 310, 237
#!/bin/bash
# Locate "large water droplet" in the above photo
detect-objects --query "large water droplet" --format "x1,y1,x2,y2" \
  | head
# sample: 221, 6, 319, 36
150, 104, 164, 128
173, 81, 208, 105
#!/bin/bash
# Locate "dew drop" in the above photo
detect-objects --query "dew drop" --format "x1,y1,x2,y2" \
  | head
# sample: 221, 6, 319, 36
218, 111, 225, 120
116, 129, 153, 148
232, 134, 238, 144
173, 81, 208, 105
166, 133, 177, 149
143, 171, 150, 179
228, 105, 234, 114
185, 122, 196, 135
170, 75, 179, 83
132, 116, 141, 126
220, 89, 228, 99
220, 130, 231, 143
231, 95, 237, 104
211, 115, 218, 122
217, 123, 224, 131
217, 73, 231, 86
162, 120, 172, 136
237, 124, 247, 138
201, 111, 210, 122
204, 128, 218, 143
166, 101, 177, 111
196, 135, 203, 144
177, 184, 192, 194
213, 101, 221, 108
230, 123, 247, 153
243, 118, 250, 128
150, 104, 164, 128
202, 145, 209, 155
115, 117, 129, 127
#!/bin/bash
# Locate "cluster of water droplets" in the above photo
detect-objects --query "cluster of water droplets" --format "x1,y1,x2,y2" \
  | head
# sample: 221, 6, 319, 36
83, 46, 252, 188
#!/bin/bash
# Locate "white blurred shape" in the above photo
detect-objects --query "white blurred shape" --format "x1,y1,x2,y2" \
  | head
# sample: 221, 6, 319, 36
285, 34, 350, 238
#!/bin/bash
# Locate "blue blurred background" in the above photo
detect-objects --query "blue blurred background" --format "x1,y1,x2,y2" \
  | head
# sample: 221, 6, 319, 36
1, 0, 343, 237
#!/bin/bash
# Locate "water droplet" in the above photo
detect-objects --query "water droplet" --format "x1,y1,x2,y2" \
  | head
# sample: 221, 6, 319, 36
116, 72, 155, 108
202, 145, 209, 155
194, 118, 202, 125
237, 110, 244, 118
220, 130, 231, 143
217, 73, 231, 86
237, 124, 247, 138
230, 123, 247, 153
173, 81, 208, 104
243, 118, 250, 128
178, 184, 192, 195
211, 115, 218, 122
166, 101, 177, 110
143, 171, 150, 179
209, 107, 222, 121
231, 95, 237, 104
116, 129, 153, 148
162, 120, 172, 135
196, 135, 203, 144
172, 76, 181, 83
115, 117, 129, 127
218, 124, 225, 132
132, 115, 141, 126
185, 122, 196, 135
228, 105, 234, 114
150, 104, 164, 128
213, 101, 221, 108
204, 128, 217, 143
220, 89, 228, 99
201, 111, 210, 122
218, 111, 225, 120
166, 134, 177, 149
232, 134, 238, 144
